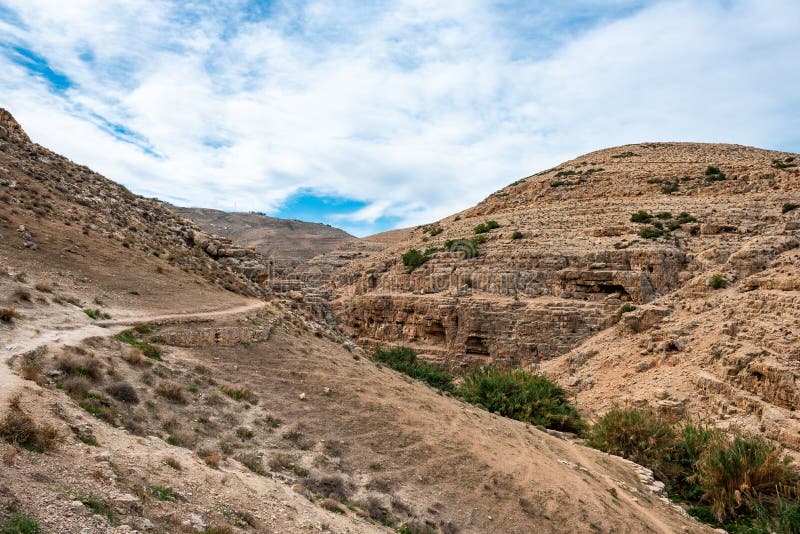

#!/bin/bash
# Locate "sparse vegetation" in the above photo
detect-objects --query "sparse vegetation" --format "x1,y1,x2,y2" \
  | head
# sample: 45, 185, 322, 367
620, 304, 636, 313
1, 510, 42, 534
75, 492, 117, 525
661, 181, 679, 194
630, 210, 652, 223
373, 347, 453, 392
236, 451, 265, 475
221, 385, 258, 404
164, 456, 182, 470
511, 231, 523, 240
611, 151, 639, 158
460, 366, 583, 433
473, 220, 500, 234
113, 329, 162, 361
147, 484, 176, 502
401, 249, 430, 273
638, 225, 664, 239
0, 398, 60, 453
782, 202, 798, 214
155, 382, 187, 404
772, 157, 797, 169
710, 274, 728, 289
705, 165, 726, 182
106, 382, 139, 404
0, 308, 17, 323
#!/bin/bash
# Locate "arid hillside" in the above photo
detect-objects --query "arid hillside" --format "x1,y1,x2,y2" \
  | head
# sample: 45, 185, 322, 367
325, 142, 800, 451
0, 110, 710, 532
169, 205, 356, 268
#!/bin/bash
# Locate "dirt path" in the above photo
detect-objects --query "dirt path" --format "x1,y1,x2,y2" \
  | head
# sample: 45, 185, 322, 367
0, 299, 267, 410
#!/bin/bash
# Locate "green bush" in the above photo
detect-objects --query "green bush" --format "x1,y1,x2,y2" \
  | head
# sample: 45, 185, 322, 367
401, 249, 430, 273
1, 512, 41, 534
696, 434, 798, 521
511, 231, 523, 240
619, 304, 636, 313
782, 203, 798, 214
772, 157, 797, 170
750, 499, 800, 534
710, 274, 728, 289
655, 212, 672, 219
474, 220, 500, 234
630, 210, 652, 223
661, 181, 679, 194
587, 406, 675, 480
639, 225, 663, 239
459, 366, 583, 432
705, 166, 726, 182
113, 329, 162, 360
373, 347, 453, 392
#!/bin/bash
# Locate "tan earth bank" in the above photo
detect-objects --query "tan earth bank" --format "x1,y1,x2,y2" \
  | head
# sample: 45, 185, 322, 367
0, 106, 786, 533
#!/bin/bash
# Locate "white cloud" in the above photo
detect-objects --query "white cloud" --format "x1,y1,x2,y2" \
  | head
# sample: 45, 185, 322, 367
0, 0, 798, 236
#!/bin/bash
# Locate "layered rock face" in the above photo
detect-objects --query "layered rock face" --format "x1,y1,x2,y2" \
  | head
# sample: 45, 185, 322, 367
325, 142, 800, 448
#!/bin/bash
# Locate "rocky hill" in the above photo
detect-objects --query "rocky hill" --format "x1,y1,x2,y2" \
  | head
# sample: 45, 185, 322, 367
0, 110, 709, 532
325, 142, 800, 451
169, 206, 356, 268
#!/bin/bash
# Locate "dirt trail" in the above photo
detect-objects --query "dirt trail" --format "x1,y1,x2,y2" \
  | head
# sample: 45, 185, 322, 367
0, 299, 267, 410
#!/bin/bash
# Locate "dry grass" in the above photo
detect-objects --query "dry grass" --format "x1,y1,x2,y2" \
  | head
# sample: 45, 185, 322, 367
164, 456, 182, 470
34, 282, 53, 293
155, 382, 187, 404
2, 446, 17, 466
200, 450, 222, 469
0, 397, 60, 452
236, 452, 265, 475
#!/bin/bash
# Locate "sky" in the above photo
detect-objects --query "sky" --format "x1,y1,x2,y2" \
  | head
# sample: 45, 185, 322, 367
0, 1, 798, 237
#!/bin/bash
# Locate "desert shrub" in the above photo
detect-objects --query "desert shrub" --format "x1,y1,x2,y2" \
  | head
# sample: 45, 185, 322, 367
113, 330, 162, 361
0, 308, 17, 323
221, 385, 258, 404
147, 484, 175, 502
75, 492, 116, 525
676, 212, 698, 224
630, 210, 652, 223
474, 220, 500, 234
236, 452, 265, 475
106, 382, 139, 404
782, 202, 798, 214
1, 511, 42, 533
303, 473, 351, 501
612, 151, 639, 158
587, 406, 675, 480
83, 309, 98, 320
0, 399, 60, 452
156, 382, 187, 404
57, 356, 103, 381
460, 366, 583, 433
321, 498, 346, 514
696, 434, 798, 521
710, 274, 728, 289
268, 452, 293, 471
200, 526, 234, 534
236, 427, 254, 440
200, 450, 221, 469
33, 282, 52, 293
619, 304, 636, 313
12, 289, 31, 303
511, 231, 523, 240
661, 181, 679, 194
373, 347, 453, 392
133, 323, 155, 334
655, 212, 673, 219
705, 165, 726, 182
638, 225, 663, 239
401, 249, 430, 273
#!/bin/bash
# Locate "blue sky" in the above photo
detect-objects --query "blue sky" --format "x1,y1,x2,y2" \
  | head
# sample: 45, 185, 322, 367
1, 1, 798, 237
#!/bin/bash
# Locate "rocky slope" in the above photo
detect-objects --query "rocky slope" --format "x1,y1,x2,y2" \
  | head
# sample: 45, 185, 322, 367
325, 142, 800, 450
169, 205, 356, 269
0, 109, 708, 532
